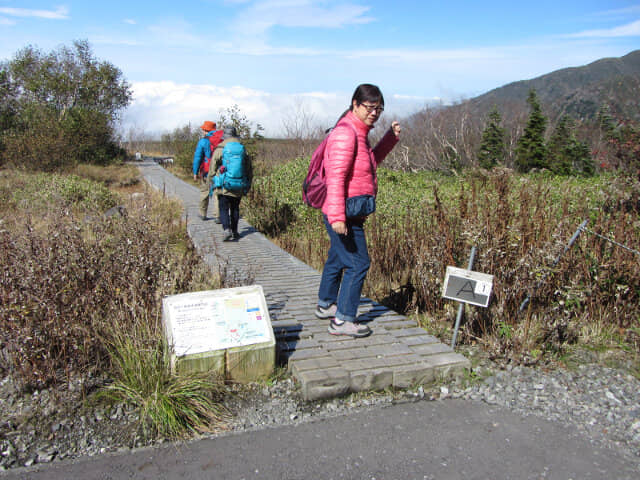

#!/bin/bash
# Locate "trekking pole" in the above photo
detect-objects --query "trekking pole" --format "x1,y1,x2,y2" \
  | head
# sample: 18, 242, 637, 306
519, 219, 588, 313
451, 246, 477, 349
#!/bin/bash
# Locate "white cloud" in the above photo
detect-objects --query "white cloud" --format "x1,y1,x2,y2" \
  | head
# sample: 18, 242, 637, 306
0, 5, 69, 20
393, 93, 438, 102
242, 0, 374, 30
567, 19, 640, 38
146, 19, 204, 47
90, 35, 143, 46
0, 17, 16, 26
93, 18, 203, 49
595, 5, 640, 18
120, 80, 428, 138
222, 0, 374, 55
99, 2, 373, 54
122, 81, 324, 136
346, 46, 509, 62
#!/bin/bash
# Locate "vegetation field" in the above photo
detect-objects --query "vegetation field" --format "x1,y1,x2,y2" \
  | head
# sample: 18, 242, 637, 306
0, 165, 228, 437
244, 159, 640, 370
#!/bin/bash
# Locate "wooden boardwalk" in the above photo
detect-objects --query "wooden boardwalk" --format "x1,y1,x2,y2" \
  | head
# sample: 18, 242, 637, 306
138, 160, 470, 400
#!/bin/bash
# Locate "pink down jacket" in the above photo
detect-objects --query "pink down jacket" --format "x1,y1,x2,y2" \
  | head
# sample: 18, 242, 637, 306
322, 110, 398, 224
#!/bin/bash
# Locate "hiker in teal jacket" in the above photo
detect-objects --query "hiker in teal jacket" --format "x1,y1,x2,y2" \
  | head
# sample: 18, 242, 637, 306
211, 127, 252, 241
192, 120, 219, 220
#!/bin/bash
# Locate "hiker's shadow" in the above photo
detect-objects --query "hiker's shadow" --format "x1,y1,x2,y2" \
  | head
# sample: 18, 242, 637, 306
233, 225, 259, 240
355, 298, 394, 324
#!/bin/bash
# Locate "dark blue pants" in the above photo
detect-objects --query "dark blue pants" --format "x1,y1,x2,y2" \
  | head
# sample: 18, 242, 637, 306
218, 195, 241, 233
318, 217, 370, 322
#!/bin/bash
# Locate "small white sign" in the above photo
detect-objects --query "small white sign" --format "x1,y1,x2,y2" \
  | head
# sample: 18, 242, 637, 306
474, 281, 492, 296
442, 267, 494, 307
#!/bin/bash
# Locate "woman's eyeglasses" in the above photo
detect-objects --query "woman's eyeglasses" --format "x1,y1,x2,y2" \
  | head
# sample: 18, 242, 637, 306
360, 103, 384, 114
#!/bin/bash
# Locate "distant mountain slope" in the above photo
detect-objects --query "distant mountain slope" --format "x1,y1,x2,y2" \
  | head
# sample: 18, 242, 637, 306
466, 50, 640, 123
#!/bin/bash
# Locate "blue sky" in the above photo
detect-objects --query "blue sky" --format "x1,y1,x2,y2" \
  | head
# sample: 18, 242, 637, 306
1, 1, 639, 137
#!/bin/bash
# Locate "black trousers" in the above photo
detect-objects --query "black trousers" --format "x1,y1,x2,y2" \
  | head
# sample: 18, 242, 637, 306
218, 194, 241, 233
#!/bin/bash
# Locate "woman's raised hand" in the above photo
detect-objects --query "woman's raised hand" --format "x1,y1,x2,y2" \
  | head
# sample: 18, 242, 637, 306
391, 121, 401, 137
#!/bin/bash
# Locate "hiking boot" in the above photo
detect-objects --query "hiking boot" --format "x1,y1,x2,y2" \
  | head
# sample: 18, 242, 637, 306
223, 229, 233, 241
214, 218, 221, 224
328, 319, 371, 338
315, 304, 337, 319
232, 231, 241, 240
200, 213, 208, 221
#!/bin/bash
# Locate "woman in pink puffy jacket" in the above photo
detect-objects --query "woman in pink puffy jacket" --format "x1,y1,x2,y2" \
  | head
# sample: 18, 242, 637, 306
315, 84, 402, 338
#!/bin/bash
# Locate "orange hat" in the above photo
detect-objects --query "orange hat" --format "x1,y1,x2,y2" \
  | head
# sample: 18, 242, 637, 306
200, 121, 216, 132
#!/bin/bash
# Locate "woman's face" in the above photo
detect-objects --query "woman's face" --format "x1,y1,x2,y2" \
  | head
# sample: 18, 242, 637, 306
352, 99, 384, 126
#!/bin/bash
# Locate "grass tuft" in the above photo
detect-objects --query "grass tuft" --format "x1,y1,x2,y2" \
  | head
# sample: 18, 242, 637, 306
102, 321, 229, 439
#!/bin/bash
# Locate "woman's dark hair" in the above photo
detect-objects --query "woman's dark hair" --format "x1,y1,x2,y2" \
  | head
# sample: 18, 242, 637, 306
351, 83, 384, 108
335, 83, 384, 125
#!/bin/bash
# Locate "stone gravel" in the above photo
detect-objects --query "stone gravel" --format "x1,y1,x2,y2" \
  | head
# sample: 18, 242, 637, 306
1, 353, 639, 472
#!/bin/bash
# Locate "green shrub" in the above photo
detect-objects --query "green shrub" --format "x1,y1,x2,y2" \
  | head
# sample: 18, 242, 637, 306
4, 170, 116, 212
160, 124, 200, 172
1, 40, 131, 170
1, 105, 125, 170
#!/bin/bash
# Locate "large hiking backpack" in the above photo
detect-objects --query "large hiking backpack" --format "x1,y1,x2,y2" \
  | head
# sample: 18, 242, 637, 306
200, 130, 224, 175
302, 123, 357, 208
214, 141, 250, 193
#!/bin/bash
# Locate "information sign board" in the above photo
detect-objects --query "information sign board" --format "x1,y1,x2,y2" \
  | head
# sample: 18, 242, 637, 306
163, 285, 273, 356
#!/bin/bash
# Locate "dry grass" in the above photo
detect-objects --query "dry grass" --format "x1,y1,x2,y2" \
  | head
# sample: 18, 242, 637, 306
0, 164, 232, 436
0, 167, 219, 390
244, 160, 640, 365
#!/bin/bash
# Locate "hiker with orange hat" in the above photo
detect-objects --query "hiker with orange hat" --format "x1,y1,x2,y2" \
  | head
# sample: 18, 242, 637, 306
193, 120, 223, 220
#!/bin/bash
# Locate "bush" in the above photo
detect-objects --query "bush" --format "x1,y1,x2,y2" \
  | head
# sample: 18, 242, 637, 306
0, 40, 131, 170
0, 169, 219, 390
244, 161, 640, 361
1, 104, 126, 170
160, 124, 200, 172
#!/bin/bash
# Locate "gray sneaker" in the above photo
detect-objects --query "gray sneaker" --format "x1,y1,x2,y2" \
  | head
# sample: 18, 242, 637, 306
328, 320, 371, 338
223, 229, 233, 241
315, 304, 337, 319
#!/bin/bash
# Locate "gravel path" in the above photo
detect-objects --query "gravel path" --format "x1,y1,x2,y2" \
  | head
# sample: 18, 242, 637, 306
2, 351, 638, 472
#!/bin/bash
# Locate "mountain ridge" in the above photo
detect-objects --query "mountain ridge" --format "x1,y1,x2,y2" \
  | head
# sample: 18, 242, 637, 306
464, 49, 640, 123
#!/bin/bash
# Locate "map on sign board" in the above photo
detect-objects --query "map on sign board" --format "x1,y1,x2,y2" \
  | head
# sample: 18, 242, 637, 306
442, 266, 494, 307
164, 288, 271, 356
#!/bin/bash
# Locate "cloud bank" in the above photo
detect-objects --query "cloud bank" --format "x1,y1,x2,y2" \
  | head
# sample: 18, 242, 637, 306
120, 81, 429, 138
0, 6, 69, 20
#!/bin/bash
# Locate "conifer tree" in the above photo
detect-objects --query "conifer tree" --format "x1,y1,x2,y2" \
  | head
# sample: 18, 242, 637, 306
569, 139, 594, 176
515, 89, 548, 172
548, 115, 594, 176
597, 104, 617, 140
547, 115, 573, 175
477, 106, 505, 169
